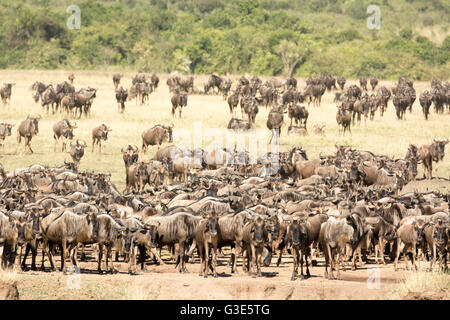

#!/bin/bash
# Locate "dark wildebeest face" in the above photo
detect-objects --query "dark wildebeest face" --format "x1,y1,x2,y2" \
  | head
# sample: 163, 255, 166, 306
122, 145, 139, 167
433, 221, 448, 247
434, 139, 449, 161
86, 213, 99, 239
289, 219, 301, 246
28, 210, 41, 236
16, 222, 26, 247
252, 216, 266, 246
165, 126, 173, 143
144, 222, 160, 248
414, 224, 425, 243
122, 228, 135, 254
205, 214, 219, 238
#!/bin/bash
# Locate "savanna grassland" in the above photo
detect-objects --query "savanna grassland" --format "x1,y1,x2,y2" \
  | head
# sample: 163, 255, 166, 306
0, 70, 449, 300
0, 70, 449, 193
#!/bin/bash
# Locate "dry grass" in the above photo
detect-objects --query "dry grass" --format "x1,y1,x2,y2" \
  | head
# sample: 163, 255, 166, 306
0, 70, 449, 190
395, 271, 450, 300
0, 268, 19, 284
122, 280, 160, 300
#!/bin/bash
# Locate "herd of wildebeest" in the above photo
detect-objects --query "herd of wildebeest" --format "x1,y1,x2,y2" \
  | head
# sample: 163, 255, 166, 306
0, 72, 448, 282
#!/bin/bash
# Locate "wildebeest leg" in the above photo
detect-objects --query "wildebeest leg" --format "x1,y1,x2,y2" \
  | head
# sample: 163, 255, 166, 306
211, 245, 218, 278
203, 242, 209, 278
138, 245, 148, 272
324, 244, 332, 279
429, 243, 436, 271
128, 243, 138, 275
30, 242, 38, 271
178, 241, 187, 273
291, 246, 298, 281
305, 247, 311, 277
394, 239, 403, 271
149, 247, 164, 265
97, 243, 104, 274
106, 245, 117, 274
21, 243, 31, 270
61, 240, 68, 273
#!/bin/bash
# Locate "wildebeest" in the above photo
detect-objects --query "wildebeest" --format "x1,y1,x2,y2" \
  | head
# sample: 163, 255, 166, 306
419, 90, 433, 120
69, 140, 87, 163
92, 124, 112, 153
285, 217, 314, 280
227, 118, 252, 132
115, 86, 128, 113
336, 107, 351, 135
287, 126, 308, 136
171, 92, 188, 118
53, 119, 77, 152
193, 212, 220, 278
288, 104, 308, 127
242, 215, 269, 277
337, 76, 346, 90
0, 83, 15, 105
0, 123, 14, 152
145, 212, 202, 273
319, 216, 354, 279
393, 221, 427, 271
113, 73, 122, 88
267, 107, 284, 144
17, 115, 41, 153
360, 77, 368, 91
417, 139, 448, 179
68, 74, 75, 84
227, 91, 240, 116
40, 210, 98, 273
370, 77, 378, 91
141, 125, 173, 153
204, 73, 223, 95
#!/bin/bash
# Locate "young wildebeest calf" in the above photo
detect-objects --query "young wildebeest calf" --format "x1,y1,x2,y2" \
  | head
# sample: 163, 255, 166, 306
394, 221, 427, 271
193, 212, 220, 278
285, 217, 314, 281
0, 83, 14, 105
242, 215, 269, 277
171, 92, 188, 118
53, 119, 77, 152
17, 115, 41, 154
92, 124, 112, 153
0, 123, 14, 152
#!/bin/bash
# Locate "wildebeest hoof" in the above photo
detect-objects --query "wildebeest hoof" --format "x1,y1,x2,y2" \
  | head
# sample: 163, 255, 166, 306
213, 274, 218, 278
204, 275, 208, 278
290, 276, 296, 281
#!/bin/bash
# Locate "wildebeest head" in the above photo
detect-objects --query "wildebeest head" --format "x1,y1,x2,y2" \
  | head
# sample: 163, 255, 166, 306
98, 124, 112, 140
433, 138, 449, 161
251, 216, 267, 246
26, 115, 41, 135
122, 145, 139, 167
0, 123, 14, 137
86, 212, 99, 239
205, 212, 219, 238
144, 221, 161, 248
70, 140, 87, 162
164, 125, 173, 143
432, 220, 448, 247
289, 218, 302, 246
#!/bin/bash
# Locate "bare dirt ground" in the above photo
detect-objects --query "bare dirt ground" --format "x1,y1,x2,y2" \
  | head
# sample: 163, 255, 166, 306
12, 244, 448, 300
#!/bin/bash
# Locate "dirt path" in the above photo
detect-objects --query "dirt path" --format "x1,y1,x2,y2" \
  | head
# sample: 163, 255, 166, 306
14, 248, 417, 300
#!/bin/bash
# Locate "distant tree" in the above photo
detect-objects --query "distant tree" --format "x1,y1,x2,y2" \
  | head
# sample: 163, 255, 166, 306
275, 40, 309, 77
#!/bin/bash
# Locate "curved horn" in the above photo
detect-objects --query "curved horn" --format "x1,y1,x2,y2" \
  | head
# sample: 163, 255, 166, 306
133, 145, 139, 152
